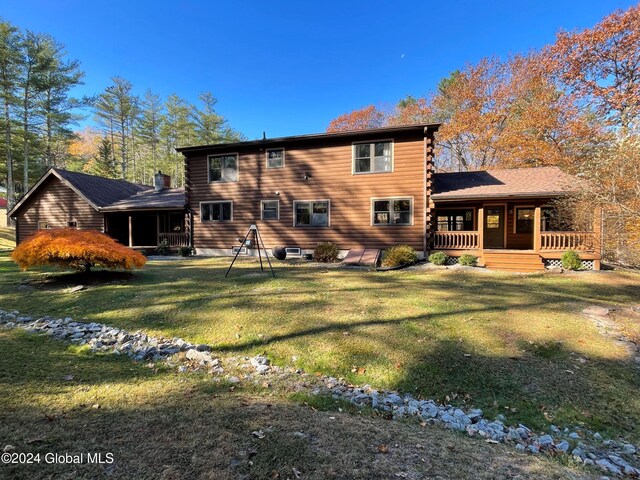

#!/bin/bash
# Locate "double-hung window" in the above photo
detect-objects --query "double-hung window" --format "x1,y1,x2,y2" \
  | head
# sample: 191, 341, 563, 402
353, 141, 393, 174
261, 200, 279, 220
201, 201, 232, 222
266, 148, 284, 168
208, 154, 238, 182
294, 201, 329, 227
372, 198, 412, 225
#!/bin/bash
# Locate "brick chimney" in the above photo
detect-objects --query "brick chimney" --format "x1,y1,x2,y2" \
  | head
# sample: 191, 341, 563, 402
154, 171, 171, 191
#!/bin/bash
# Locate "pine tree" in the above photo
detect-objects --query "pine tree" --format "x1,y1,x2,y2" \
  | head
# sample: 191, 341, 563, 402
0, 20, 22, 212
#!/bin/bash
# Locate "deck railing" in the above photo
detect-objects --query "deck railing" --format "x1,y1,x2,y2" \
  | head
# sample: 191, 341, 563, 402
158, 232, 190, 247
433, 231, 479, 250
540, 231, 597, 252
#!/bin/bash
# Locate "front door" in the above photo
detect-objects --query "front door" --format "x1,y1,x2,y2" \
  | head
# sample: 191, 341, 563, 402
484, 206, 505, 248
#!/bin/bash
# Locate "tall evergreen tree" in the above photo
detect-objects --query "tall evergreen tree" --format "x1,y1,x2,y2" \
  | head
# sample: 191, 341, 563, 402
0, 20, 22, 211
136, 89, 163, 183
93, 77, 137, 180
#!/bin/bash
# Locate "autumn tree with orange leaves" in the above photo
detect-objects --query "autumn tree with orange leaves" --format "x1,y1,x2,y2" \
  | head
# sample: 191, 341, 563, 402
326, 105, 387, 132
12, 228, 147, 273
327, 4, 640, 263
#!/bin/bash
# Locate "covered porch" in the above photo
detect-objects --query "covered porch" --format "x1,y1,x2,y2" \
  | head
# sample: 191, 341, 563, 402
104, 210, 191, 249
431, 201, 602, 271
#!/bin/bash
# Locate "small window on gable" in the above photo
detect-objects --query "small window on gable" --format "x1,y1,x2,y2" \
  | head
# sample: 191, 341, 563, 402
38, 221, 48, 229
266, 148, 284, 169
353, 141, 393, 174
208, 154, 238, 182
201, 201, 233, 222
67, 221, 77, 228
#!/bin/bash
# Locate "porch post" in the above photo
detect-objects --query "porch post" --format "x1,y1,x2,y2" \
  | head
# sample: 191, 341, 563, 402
593, 206, 603, 270
477, 207, 484, 250
128, 215, 133, 248
533, 206, 541, 252
156, 213, 160, 246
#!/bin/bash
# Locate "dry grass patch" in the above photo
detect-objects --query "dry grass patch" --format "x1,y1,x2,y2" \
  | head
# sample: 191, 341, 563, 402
0, 329, 596, 479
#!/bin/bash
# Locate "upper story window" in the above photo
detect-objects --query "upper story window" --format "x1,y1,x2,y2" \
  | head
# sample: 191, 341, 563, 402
294, 200, 329, 227
208, 154, 238, 182
201, 201, 232, 222
372, 198, 412, 225
353, 141, 393, 174
266, 148, 285, 169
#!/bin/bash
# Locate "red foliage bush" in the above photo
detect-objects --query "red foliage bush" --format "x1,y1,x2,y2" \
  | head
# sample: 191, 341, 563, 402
11, 228, 147, 272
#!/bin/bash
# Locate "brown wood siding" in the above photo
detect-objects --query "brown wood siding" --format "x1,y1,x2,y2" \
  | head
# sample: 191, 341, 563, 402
15, 176, 103, 243
185, 132, 428, 252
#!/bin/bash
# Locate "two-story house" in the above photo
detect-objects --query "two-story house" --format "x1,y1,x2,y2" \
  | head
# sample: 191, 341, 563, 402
9, 124, 603, 271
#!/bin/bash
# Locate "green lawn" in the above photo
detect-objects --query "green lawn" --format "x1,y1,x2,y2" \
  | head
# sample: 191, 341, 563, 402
0, 227, 15, 250
1, 253, 639, 443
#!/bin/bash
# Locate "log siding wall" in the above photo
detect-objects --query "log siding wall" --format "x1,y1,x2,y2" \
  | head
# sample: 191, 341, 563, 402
184, 131, 431, 253
15, 176, 103, 243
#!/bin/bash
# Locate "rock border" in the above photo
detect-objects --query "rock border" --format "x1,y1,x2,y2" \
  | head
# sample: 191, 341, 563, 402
1, 308, 639, 478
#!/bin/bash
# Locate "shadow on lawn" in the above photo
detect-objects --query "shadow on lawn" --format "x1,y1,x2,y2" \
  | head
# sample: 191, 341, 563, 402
0, 330, 592, 480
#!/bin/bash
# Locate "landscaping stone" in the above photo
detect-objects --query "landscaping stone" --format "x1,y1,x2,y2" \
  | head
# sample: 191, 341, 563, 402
583, 306, 611, 317
3, 306, 640, 478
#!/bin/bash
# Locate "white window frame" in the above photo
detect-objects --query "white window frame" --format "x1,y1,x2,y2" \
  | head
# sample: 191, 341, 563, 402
200, 201, 233, 222
232, 246, 248, 255
352, 139, 394, 175
266, 148, 285, 169
260, 199, 280, 220
293, 200, 331, 228
207, 153, 239, 183
285, 247, 302, 257
370, 197, 414, 226
38, 221, 49, 229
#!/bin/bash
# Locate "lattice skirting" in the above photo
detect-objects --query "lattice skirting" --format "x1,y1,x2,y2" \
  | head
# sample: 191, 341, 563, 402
445, 257, 459, 266
544, 259, 595, 270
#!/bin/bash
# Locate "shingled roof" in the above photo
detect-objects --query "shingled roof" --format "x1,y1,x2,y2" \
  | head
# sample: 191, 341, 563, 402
101, 188, 186, 211
432, 166, 576, 201
8, 168, 185, 217
54, 169, 151, 207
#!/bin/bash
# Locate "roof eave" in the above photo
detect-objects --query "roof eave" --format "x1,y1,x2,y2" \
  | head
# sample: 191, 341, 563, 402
431, 191, 572, 202
175, 124, 441, 154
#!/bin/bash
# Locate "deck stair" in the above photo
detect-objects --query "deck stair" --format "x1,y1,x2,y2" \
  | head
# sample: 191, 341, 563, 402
482, 250, 545, 272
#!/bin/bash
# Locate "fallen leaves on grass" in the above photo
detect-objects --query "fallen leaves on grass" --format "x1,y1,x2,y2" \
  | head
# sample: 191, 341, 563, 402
251, 430, 266, 439
378, 444, 389, 453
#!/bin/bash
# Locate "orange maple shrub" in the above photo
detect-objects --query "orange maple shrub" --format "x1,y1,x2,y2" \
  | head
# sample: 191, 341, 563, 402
12, 228, 147, 272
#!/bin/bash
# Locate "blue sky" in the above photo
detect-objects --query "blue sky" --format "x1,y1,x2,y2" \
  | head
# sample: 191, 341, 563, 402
2, 0, 636, 140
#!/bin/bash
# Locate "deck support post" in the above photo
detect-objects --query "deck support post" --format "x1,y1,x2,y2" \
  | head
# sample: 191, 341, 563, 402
593, 206, 603, 270
128, 214, 133, 247
477, 207, 484, 266
533, 206, 541, 252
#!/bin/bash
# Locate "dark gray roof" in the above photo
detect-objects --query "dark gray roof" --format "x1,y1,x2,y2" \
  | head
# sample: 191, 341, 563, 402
101, 188, 186, 211
55, 168, 151, 207
432, 166, 576, 201
176, 123, 441, 154
8, 167, 185, 217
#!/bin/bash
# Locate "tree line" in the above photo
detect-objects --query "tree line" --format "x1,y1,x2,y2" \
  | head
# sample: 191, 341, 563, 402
0, 18, 243, 212
327, 5, 640, 265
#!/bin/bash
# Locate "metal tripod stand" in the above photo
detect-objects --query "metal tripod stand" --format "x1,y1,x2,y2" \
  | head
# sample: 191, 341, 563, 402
225, 224, 275, 278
